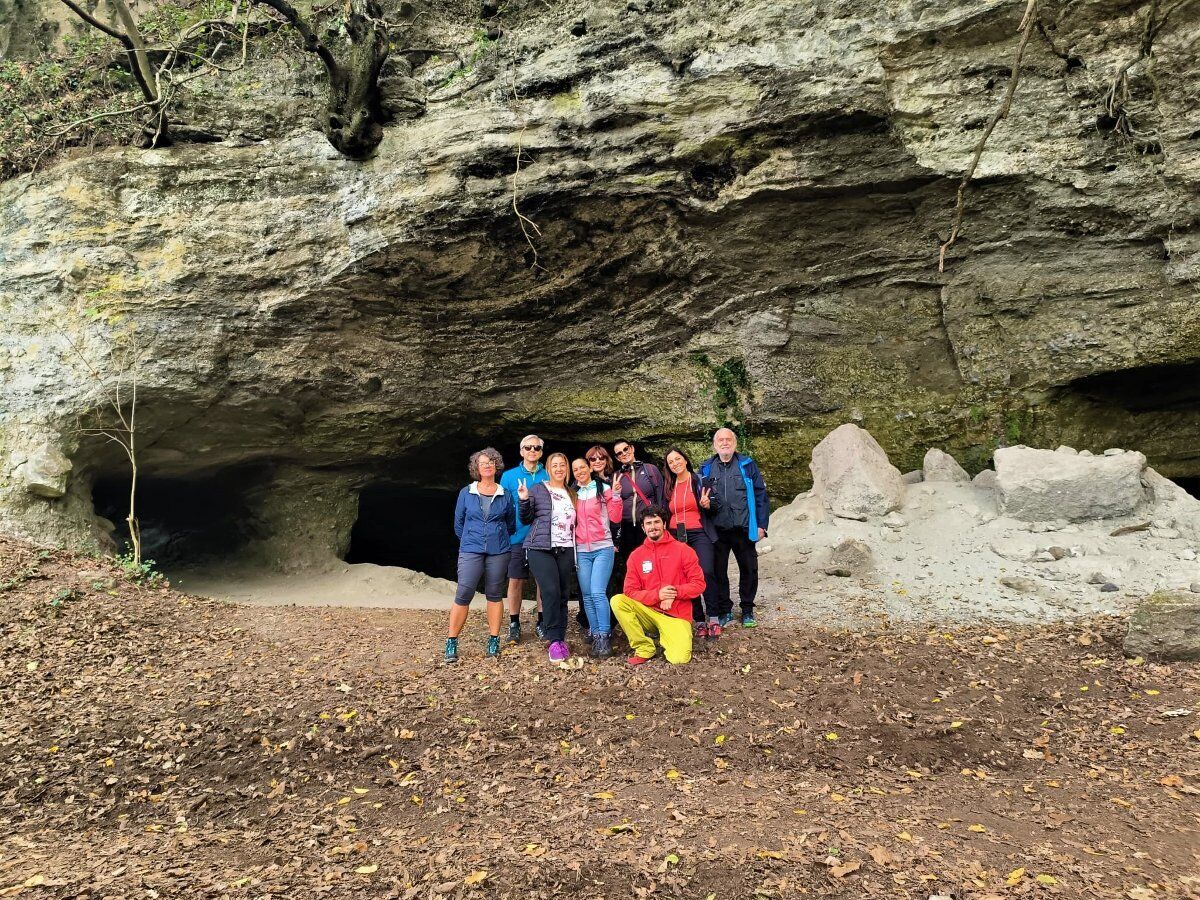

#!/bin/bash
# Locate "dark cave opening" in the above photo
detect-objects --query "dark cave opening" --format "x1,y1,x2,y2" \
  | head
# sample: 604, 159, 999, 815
1067, 362, 1200, 413
92, 463, 272, 566
346, 483, 461, 580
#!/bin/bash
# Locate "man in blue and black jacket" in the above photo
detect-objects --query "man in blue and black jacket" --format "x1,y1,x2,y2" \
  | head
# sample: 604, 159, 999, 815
699, 428, 769, 628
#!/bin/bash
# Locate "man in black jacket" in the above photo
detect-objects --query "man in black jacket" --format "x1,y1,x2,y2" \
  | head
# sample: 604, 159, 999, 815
700, 428, 770, 628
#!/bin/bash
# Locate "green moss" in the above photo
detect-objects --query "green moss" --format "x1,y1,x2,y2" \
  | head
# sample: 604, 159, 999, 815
550, 90, 582, 113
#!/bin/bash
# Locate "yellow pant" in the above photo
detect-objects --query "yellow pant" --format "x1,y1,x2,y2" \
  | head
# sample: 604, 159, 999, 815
610, 594, 692, 665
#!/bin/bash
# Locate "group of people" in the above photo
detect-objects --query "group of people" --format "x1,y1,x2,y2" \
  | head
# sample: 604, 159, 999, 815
445, 428, 770, 667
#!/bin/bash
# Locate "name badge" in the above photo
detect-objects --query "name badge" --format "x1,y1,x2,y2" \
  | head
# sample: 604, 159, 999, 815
641, 560, 653, 574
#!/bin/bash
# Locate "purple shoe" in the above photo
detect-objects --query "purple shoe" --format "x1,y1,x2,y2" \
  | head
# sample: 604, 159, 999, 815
548, 641, 570, 663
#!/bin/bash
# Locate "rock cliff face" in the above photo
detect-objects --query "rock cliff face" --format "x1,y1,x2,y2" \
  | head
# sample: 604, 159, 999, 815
2, 0, 1198, 568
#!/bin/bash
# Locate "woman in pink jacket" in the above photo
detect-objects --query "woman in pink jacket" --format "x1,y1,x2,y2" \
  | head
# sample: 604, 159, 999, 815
570, 457, 623, 657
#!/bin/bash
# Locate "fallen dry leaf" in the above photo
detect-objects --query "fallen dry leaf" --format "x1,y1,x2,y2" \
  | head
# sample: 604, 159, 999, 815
830, 860, 861, 878
868, 845, 894, 865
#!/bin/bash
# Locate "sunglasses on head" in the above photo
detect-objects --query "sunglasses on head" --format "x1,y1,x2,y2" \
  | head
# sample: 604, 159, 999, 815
522, 444, 543, 451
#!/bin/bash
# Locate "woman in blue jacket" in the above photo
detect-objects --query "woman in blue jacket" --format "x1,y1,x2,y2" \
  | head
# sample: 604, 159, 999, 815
445, 447, 517, 664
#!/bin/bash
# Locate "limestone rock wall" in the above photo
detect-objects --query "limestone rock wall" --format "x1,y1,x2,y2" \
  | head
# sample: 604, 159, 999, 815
1, 0, 1199, 559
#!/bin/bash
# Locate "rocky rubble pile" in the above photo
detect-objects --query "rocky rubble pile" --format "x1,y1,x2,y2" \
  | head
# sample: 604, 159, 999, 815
761, 425, 1200, 656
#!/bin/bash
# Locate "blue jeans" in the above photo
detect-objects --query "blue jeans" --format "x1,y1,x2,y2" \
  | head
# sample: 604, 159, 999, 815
576, 547, 615, 635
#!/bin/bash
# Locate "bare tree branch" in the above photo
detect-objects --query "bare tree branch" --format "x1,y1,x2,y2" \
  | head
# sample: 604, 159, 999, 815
939, 0, 1039, 272
56, 0, 124, 41
1103, 0, 1197, 134
110, 0, 158, 101
508, 59, 545, 273
251, 0, 341, 76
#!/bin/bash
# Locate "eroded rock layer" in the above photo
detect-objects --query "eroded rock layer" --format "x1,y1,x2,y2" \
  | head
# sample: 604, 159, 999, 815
2, 0, 1199, 563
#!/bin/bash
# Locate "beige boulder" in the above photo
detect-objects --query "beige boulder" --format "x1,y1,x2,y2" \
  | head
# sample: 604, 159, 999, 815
994, 445, 1147, 522
810, 424, 903, 521
923, 448, 970, 483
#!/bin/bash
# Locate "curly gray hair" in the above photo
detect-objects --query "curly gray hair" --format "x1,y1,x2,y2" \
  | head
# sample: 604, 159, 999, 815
468, 446, 505, 481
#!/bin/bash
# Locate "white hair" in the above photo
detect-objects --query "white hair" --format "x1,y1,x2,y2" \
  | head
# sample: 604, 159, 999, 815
520, 434, 542, 446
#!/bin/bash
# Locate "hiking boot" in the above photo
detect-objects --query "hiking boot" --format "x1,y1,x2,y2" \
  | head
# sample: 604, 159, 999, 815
536, 621, 547, 641
695, 622, 710, 639
444, 637, 459, 664
507, 620, 521, 644
707, 622, 722, 639
741, 614, 758, 629
486, 635, 501, 658
717, 613, 734, 628
626, 654, 651, 667
592, 634, 613, 658
548, 640, 570, 663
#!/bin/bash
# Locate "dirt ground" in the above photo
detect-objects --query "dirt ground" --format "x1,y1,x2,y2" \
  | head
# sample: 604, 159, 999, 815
2, 536, 1199, 899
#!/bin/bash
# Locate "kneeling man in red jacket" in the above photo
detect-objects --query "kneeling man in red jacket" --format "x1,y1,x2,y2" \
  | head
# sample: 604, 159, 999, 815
611, 505, 706, 666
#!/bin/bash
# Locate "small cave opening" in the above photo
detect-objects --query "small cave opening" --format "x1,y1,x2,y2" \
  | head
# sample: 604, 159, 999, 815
346, 484, 460, 580
1066, 362, 1200, 413
92, 463, 273, 567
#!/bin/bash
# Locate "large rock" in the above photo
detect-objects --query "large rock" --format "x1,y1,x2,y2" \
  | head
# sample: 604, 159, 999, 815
810, 424, 903, 521
1124, 591, 1200, 661
994, 446, 1148, 522
12, 442, 72, 499
922, 448, 970, 483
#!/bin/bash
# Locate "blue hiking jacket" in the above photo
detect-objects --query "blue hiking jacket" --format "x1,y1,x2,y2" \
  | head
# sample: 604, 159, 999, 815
699, 453, 769, 542
454, 483, 517, 555
499, 462, 549, 546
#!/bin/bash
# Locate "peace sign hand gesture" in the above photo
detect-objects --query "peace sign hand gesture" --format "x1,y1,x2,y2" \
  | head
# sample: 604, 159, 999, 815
517, 479, 529, 501
699, 487, 712, 509
612, 473, 624, 493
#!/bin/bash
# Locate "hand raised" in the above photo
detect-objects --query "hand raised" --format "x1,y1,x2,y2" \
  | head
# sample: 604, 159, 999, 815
517, 479, 529, 500
612, 473, 623, 492
699, 487, 711, 509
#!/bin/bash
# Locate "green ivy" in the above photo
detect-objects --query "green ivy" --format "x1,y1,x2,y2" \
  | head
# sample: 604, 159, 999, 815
691, 352, 753, 448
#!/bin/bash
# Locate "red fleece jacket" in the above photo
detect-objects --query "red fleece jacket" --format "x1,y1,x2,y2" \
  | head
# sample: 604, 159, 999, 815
622, 532, 706, 621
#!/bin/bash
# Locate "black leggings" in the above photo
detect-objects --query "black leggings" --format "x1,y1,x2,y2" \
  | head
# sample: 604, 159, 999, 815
526, 548, 576, 642
684, 529, 717, 621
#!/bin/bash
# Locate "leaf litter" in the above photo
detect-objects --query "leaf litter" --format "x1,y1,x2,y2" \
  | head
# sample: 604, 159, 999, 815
1, 536, 1198, 898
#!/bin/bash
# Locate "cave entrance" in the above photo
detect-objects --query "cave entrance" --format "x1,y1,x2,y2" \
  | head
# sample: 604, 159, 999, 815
346, 483, 460, 580
1067, 362, 1200, 412
92, 463, 271, 568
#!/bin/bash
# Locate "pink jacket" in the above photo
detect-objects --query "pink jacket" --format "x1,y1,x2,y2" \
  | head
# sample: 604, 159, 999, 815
574, 481, 622, 551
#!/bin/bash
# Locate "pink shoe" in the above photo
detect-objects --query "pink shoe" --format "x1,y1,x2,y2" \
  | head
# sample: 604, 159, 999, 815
695, 622, 710, 639
548, 641, 570, 663
707, 622, 722, 639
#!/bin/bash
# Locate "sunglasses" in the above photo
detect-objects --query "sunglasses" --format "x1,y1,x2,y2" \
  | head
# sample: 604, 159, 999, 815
522, 444, 544, 451
586, 455, 605, 462
615, 447, 633, 455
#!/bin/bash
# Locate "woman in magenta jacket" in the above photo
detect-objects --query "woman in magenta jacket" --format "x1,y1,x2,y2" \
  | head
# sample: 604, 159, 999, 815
570, 457, 622, 657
